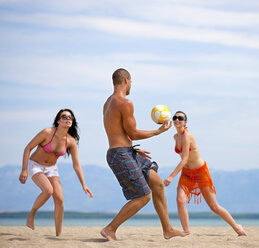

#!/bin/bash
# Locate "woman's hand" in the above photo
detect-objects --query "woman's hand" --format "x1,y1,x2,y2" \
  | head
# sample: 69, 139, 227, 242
19, 170, 28, 184
83, 185, 94, 198
164, 176, 173, 187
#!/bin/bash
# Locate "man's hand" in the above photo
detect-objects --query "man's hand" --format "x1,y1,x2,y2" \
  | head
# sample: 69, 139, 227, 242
137, 149, 152, 160
158, 120, 172, 134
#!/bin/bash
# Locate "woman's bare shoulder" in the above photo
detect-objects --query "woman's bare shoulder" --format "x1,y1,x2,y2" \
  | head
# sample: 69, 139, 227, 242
40, 127, 54, 135
183, 128, 193, 140
67, 134, 77, 147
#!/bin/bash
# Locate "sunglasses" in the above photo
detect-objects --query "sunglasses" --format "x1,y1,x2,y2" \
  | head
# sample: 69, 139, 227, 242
172, 115, 185, 121
60, 115, 74, 121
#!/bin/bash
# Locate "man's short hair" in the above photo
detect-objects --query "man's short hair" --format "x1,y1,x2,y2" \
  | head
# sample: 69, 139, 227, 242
112, 68, 130, 86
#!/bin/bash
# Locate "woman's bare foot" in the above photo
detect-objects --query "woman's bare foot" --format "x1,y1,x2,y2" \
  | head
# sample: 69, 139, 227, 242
236, 224, 247, 236
163, 227, 188, 239
26, 211, 35, 230
183, 230, 190, 235
100, 227, 116, 241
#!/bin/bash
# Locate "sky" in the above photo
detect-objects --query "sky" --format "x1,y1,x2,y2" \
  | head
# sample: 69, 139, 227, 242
0, 0, 259, 171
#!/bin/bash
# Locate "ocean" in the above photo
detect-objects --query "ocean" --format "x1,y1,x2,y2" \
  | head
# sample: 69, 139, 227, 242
0, 212, 259, 227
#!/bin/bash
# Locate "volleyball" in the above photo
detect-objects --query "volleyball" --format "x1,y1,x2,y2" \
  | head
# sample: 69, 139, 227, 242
151, 105, 171, 124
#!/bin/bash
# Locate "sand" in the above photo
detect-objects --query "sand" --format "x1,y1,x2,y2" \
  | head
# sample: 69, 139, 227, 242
0, 226, 257, 248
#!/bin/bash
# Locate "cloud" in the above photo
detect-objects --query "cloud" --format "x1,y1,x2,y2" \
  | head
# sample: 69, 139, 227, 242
0, 56, 113, 89
0, 109, 58, 122
1, 0, 259, 15
1, 52, 258, 94
127, 3, 259, 29
2, 0, 259, 30
1, 12, 259, 49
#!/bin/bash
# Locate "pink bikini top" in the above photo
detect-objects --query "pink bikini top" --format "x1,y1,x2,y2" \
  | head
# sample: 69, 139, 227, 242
175, 127, 192, 154
42, 128, 67, 157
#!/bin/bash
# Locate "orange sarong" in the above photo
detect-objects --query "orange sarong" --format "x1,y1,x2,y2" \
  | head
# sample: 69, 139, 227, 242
178, 162, 216, 204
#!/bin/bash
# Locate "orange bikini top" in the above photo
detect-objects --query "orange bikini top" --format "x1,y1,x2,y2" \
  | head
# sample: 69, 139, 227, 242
175, 127, 191, 154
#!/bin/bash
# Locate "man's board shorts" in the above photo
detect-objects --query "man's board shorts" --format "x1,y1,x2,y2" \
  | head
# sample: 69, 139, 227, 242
178, 161, 216, 204
28, 159, 59, 178
106, 147, 158, 200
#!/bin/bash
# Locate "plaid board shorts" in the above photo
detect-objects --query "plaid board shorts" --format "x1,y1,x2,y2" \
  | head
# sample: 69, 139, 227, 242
106, 147, 158, 200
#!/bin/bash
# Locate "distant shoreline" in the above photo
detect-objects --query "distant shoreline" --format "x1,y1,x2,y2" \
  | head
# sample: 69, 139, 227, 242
1, 211, 259, 227
1, 211, 259, 219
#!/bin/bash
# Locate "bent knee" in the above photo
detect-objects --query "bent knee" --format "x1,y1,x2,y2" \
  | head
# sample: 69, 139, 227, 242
53, 194, 64, 206
209, 204, 220, 214
142, 193, 151, 204
177, 196, 187, 206
152, 181, 165, 194
43, 187, 53, 197
145, 193, 152, 202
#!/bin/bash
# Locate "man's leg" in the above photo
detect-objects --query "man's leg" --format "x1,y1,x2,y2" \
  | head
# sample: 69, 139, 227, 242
148, 169, 187, 239
101, 193, 151, 241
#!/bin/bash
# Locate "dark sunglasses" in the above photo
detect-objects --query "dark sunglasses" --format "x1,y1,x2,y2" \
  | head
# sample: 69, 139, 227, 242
172, 115, 185, 121
60, 114, 74, 121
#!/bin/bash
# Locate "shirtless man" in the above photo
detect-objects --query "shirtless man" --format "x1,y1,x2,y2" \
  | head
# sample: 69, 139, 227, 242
101, 68, 187, 241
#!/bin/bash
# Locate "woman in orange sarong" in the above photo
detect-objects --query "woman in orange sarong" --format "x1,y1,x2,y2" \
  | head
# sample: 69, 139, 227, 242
164, 111, 247, 236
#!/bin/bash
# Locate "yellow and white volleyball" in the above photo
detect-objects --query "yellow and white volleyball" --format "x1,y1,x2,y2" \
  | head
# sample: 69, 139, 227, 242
151, 105, 171, 124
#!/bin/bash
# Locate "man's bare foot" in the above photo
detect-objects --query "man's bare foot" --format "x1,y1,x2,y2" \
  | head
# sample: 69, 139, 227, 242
164, 227, 188, 239
100, 227, 116, 241
26, 211, 35, 230
236, 224, 247, 236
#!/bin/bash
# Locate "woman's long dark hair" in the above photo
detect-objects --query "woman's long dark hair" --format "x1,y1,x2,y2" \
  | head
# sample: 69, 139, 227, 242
53, 108, 80, 157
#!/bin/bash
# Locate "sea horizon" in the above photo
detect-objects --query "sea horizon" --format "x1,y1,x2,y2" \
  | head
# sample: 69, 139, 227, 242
1, 211, 259, 227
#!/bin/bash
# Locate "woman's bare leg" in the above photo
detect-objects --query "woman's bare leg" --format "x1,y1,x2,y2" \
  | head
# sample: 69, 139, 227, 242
27, 173, 53, 230
177, 187, 190, 234
48, 176, 64, 236
201, 187, 247, 236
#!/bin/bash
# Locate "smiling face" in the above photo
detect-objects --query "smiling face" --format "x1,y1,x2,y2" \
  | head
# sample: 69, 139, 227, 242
172, 112, 187, 128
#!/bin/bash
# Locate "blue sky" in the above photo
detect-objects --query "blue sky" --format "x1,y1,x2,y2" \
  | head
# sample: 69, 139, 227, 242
0, 0, 259, 171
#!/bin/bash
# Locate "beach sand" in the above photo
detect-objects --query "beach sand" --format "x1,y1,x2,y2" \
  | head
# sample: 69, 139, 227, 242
0, 226, 258, 248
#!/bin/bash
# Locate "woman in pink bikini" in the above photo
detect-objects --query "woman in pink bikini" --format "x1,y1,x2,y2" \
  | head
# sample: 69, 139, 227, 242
164, 111, 247, 236
19, 109, 93, 236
